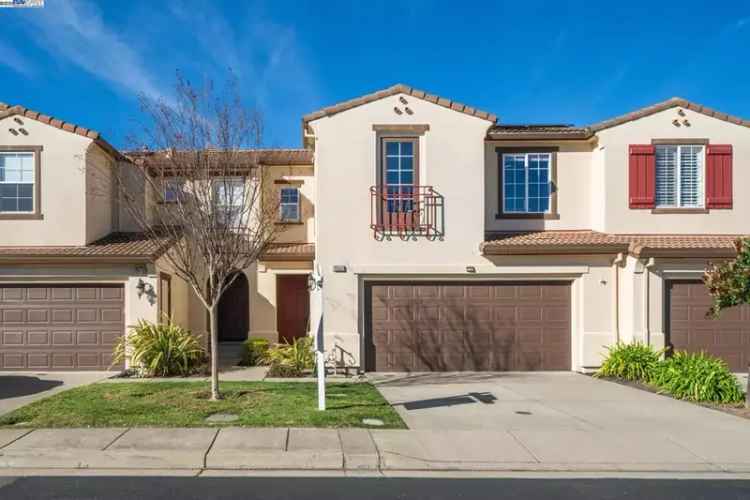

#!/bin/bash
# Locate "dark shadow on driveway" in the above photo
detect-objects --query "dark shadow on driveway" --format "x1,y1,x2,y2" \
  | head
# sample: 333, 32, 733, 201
399, 392, 497, 410
0, 376, 63, 399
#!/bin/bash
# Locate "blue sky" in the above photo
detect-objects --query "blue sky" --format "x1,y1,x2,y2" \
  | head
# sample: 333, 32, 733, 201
1, 1, 749, 149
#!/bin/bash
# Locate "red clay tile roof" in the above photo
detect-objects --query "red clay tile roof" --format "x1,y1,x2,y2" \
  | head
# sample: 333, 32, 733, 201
486, 97, 750, 141
589, 97, 750, 133
481, 231, 743, 257
0, 102, 125, 161
0, 232, 175, 261
126, 148, 313, 167
262, 242, 315, 261
303, 83, 497, 125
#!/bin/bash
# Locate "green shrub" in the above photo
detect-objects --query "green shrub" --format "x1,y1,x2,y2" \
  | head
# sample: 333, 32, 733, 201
595, 342, 661, 381
112, 320, 205, 377
242, 337, 270, 366
262, 337, 315, 377
648, 351, 744, 404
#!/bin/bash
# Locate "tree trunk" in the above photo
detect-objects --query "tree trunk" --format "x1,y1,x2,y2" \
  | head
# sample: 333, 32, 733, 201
209, 304, 221, 400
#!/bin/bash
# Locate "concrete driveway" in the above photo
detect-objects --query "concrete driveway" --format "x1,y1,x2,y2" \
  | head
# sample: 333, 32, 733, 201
372, 372, 748, 432
0, 372, 113, 416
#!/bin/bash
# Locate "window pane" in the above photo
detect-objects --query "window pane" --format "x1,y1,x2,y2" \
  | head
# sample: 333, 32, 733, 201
385, 142, 399, 156
3, 169, 21, 183
0, 184, 17, 197
18, 198, 33, 212
679, 145, 703, 207
655, 146, 677, 207
400, 171, 413, 185
281, 204, 298, 221
17, 184, 32, 198
386, 157, 399, 171
401, 141, 413, 156
386, 171, 399, 185
400, 156, 413, 173
503, 154, 527, 212
0, 198, 17, 212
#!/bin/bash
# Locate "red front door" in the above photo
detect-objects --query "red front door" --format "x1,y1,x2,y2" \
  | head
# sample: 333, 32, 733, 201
277, 275, 310, 344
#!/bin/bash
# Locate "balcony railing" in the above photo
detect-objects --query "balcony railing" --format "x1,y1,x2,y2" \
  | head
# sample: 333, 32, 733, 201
370, 185, 444, 240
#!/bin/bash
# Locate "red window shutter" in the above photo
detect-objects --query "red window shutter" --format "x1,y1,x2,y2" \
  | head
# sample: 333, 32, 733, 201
629, 145, 655, 208
706, 144, 733, 209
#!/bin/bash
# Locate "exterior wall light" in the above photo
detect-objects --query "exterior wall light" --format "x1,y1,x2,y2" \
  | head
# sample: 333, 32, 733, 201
466, 266, 476, 273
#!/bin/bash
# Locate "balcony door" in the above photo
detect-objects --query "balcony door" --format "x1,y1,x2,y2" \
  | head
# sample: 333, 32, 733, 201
381, 138, 419, 230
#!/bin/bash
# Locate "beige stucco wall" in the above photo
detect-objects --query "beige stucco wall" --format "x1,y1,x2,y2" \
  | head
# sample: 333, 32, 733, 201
266, 165, 315, 243
484, 141, 595, 232
85, 143, 115, 243
596, 107, 750, 233
0, 115, 93, 245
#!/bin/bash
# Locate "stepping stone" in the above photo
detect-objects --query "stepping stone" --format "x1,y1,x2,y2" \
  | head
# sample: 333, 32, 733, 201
361, 418, 384, 427
206, 413, 239, 423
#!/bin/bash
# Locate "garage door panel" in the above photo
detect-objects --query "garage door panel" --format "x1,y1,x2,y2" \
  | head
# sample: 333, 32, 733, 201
0, 284, 125, 370
2, 331, 23, 345
668, 280, 750, 372
2, 309, 25, 323
368, 282, 571, 372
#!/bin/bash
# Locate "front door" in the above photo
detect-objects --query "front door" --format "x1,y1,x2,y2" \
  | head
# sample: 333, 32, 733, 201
218, 272, 249, 342
277, 275, 310, 344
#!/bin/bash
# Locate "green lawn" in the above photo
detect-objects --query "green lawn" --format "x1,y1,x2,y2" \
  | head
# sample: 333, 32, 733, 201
0, 381, 406, 429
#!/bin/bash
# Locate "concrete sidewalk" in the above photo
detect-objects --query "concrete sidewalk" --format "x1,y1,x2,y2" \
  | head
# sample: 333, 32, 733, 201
0, 426, 748, 474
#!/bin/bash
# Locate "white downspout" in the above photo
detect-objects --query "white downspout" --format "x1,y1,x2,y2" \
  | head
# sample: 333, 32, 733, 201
612, 253, 625, 344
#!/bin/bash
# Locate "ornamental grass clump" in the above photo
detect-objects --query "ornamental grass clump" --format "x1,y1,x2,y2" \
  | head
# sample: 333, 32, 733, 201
262, 337, 315, 377
112, 320, 205, 377
595, 342, 661, 381
648, 351, 744, 404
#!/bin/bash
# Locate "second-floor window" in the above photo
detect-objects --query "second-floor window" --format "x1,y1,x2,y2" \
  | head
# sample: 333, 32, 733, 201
655, 145, 704, 208
502, 152, 551, 214
0, 152, 34, 213
383, 139, 417, 213
280, 187, 300, 222
163, 178, 185, 203
213, 177, 245, 226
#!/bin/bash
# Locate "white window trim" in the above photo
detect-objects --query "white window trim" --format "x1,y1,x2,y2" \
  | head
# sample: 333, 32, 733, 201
0, 151, 35, 214
279, 186, 300, 222
655, 145, 705, 209
163, 178, 185, 203
502, 152, 552, 214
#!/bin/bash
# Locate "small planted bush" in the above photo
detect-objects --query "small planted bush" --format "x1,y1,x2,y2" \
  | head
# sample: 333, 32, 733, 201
595, 342, 661, 381
242, 337, 270, 366
648, 351, 744, 404
262, 337, 315, 377
113, 320, 205, 377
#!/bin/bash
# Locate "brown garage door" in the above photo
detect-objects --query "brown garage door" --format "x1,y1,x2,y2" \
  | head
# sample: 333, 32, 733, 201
667, 280, 750, 372
365, 282, 571, 372
0, 284, 125, 371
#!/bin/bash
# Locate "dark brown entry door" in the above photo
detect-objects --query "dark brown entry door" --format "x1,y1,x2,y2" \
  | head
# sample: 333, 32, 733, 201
366, 282, 571, 372
667, 280, 750, 372
0, 284, 125, 370
277, 275, 310, 344
217, 273, 249, 342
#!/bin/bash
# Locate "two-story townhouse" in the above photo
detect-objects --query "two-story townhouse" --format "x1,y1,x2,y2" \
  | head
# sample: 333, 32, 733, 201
0, 102, 315, 370
306, 85, 750, 373
2, 87, 749, 375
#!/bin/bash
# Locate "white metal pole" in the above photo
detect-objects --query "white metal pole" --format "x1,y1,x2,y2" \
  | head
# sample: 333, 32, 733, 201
315, 271, 326, 411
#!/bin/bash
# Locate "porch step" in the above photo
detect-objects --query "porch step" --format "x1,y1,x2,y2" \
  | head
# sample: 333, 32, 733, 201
217, 342, 245, 368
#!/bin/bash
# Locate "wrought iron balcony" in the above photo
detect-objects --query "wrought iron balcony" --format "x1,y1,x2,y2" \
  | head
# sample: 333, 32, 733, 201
370, 185, 444, 240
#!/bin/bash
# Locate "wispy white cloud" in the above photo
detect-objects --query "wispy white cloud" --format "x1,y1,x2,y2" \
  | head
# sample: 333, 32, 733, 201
23, 0, 166, 101
0, 39, 35, 77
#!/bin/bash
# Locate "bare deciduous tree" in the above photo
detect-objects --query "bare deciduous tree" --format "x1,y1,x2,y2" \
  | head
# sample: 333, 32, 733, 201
118, 73, 280, 400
